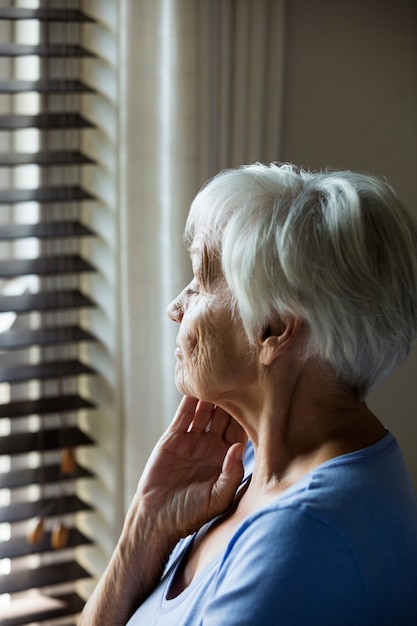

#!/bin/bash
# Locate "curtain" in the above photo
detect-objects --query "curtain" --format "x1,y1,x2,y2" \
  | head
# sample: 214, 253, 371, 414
120, 0, 286, 505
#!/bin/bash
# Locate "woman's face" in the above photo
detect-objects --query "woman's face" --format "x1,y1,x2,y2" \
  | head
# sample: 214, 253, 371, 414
167, 238, 256, 403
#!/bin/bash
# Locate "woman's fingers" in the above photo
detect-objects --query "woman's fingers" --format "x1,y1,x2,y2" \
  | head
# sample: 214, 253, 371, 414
209, 405, 247, 447
208, 405, 234, 437
170, 396, 199, 431
173, 398, 229, 437
170, 397, 247, 452
224, 413, 248, 446
189, 400, 216, 433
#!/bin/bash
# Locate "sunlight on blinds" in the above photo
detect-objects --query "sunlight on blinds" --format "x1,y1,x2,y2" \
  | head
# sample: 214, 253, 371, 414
0, 1, 106, 622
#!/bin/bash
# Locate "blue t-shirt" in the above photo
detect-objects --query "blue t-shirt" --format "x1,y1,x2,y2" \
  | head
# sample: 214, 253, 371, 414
127, 431, 417, 625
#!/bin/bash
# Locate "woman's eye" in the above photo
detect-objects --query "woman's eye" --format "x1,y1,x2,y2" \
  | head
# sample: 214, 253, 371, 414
186, 283, 200, 296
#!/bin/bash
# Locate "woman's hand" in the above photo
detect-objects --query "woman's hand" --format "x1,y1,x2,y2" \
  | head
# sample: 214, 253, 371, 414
135, 396, 248, 540
78, 397, 247, 626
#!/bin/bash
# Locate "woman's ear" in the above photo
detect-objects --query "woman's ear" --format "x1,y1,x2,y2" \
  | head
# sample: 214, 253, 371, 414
259, 318, 303, 366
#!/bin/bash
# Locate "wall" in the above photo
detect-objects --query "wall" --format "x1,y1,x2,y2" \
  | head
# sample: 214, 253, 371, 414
280, 0, 417, 484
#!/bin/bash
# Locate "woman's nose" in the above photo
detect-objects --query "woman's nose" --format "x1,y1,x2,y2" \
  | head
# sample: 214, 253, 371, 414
167, 293, 183, 323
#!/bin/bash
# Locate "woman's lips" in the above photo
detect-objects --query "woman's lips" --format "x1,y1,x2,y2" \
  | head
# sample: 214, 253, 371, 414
175, 346, 183, 359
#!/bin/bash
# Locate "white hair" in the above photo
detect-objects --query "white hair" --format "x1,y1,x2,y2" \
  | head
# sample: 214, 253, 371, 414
184, 162, 417, 397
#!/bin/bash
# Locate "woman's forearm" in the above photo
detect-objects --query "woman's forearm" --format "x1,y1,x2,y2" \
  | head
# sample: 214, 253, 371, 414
78, 500, 177, 626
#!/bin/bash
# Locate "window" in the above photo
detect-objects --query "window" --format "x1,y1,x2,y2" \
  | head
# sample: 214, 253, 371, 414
0, 2, 119, 623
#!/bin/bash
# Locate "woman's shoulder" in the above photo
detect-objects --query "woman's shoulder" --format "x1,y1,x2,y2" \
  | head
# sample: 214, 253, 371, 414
207, 438, 417, 625
246, 430, 414, 518
229, 430, 417, 560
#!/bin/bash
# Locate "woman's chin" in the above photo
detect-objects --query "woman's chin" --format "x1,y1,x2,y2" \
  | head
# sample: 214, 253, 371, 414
174, 368, 193, 397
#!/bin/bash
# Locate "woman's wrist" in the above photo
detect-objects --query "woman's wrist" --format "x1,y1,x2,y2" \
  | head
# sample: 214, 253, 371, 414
122, 492, 180, 552
78, 500, 178, 626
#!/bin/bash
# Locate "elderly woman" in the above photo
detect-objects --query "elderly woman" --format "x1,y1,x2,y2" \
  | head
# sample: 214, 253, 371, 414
80, 163, 417, 625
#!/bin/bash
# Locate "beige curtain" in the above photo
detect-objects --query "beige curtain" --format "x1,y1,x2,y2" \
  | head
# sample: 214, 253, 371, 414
119, 0, 286, 506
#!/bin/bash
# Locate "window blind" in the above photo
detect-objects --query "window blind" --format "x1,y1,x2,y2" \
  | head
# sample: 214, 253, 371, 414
0, 2, 101, 624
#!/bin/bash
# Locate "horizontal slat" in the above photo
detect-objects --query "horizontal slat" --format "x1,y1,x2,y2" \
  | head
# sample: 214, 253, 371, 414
0, 150, 95, 167
0, 79, 95, 94
0, 113, 94, 130
0, 461, 94, 489
0, 493, 93, 525
0, 8, 95, 22
0, 255, 96, 278
0, 359, 96, 385
0, 289, 96, 313
0, 425, 94, 457
0, 43, 95, 57
0, 394, 95, 419
0, 325, 97, 351
0, 185, 95, 204
0, 560, 91, 595
0, 527, 93, 559
1, 592, 85, 626
0, 220, 95, 240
